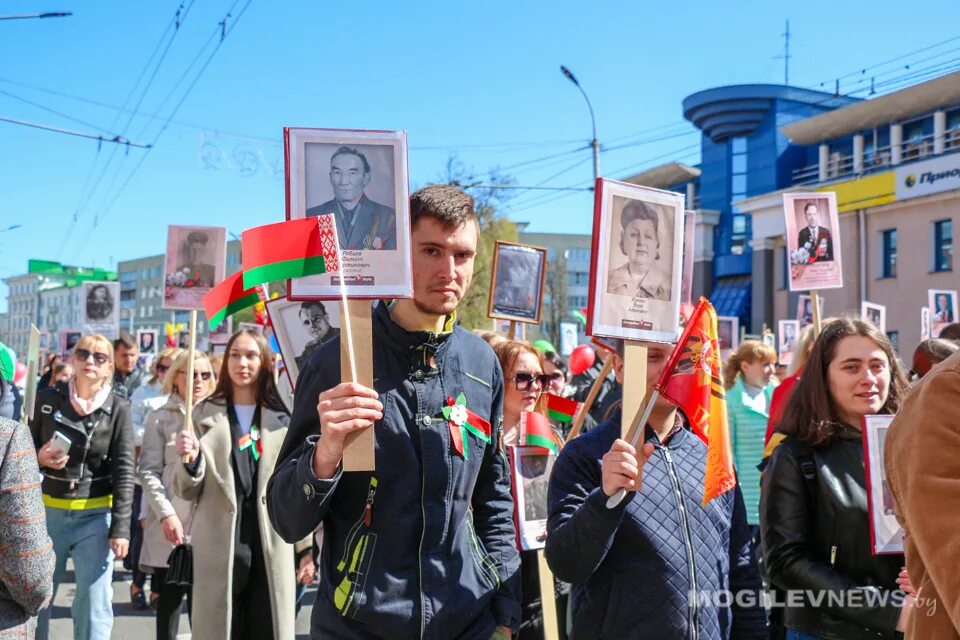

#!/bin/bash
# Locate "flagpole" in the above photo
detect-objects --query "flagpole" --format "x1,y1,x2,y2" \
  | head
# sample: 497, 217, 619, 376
605, 389, 661, 509
181, 309, 198, 464
565, 356, 614, 443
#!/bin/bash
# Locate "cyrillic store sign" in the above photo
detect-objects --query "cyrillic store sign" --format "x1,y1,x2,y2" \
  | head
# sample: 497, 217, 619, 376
895, 154, 960, 200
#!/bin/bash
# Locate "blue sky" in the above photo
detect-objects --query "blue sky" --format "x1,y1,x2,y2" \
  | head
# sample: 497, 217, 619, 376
1, 0, 957, 311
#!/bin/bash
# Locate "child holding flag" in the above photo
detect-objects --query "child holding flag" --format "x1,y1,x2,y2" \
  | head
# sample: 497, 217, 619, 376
545, 300, 767, 640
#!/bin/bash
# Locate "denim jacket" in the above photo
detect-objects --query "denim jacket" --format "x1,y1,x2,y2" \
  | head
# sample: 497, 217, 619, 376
267, 301, 521, 639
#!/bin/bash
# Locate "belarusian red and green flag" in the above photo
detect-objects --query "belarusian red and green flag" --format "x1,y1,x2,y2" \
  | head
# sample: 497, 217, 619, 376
520, 411, 559, 454
241, 214, 340, 289
545, 393, 580, 424
202, 272, 261, 330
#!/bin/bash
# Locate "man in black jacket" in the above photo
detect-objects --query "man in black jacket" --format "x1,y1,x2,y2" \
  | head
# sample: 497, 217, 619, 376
268, 185, 521, 639
546, 340, 766, 640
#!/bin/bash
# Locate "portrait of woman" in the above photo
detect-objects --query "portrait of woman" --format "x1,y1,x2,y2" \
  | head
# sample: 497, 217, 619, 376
606, 199, 672, 301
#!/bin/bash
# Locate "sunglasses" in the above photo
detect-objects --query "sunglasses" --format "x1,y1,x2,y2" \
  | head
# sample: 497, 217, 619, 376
510, 372, 553, 392
75, 348, 110, 366
155, 363, 170, 375
177, 370, 213, 381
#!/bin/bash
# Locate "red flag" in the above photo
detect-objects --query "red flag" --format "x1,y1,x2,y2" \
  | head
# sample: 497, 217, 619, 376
241, 215, 339, 289
656, 297, 736, 505
520, 411, 559, 454
202, 272, 260, 331
545, 393, 580, 424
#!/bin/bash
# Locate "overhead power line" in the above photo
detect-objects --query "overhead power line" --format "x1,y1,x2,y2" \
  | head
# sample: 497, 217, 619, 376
0, 115, 151, 147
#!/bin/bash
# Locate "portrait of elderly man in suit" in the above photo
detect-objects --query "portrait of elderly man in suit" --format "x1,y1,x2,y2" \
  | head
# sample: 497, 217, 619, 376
796, 202, 834, 262
306, 145, 396, 251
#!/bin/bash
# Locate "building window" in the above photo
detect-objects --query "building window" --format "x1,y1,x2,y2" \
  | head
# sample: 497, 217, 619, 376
933, 219, 953, 272
731, 214, 748, 255
880, 229, 897, 278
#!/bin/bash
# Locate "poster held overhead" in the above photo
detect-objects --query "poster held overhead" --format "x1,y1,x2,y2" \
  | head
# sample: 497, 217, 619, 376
81, 281, 121, 339
716, 316, 739, 352
137, 330, 158, 355
487, 241, 548, 324
783, 192, 843, 292
163, 225, 227, 311
860, 301, 887, 333
285, 127, 412, 300
928, 289, 958, 338
777, 320, 800, 367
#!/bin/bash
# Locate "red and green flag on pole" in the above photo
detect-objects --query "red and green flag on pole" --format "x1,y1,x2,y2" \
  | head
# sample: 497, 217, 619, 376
545, 393, 580, 424
241, 214, 340, 289
202, 272, 260, 331
520, 411, 559, 454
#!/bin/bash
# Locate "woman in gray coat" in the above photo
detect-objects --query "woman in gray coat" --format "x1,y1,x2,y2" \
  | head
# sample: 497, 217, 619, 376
139, 351, 216, 640
0, 415, 55, 636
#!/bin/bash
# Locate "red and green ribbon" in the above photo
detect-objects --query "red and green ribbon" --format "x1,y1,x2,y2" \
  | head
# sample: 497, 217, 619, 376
442, 393, 491, 461
237, 425, 262, 462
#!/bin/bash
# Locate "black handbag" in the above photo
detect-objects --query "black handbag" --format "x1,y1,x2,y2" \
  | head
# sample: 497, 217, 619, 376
165, 543, 193, 587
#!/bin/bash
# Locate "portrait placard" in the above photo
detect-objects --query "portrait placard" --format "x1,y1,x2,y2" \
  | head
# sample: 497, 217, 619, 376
928, 288, 958, 338
59, 328, 82, 354
559, 322, 578, 357
81, 281, 120, 339
266, 297, 342, 389
783, 192, 843, 292
587, 179, 684, 343
716, 316, 739, 352
137, 330, 158, 355
163, 225, 227, 310
488, 241, 548, 324
921, 307, 931, 341
860, 301, 887, 333
285, 128, 412, 299
777, 320, 800, 367
796, 294, 824, 329
862, 414, 904, 555
508, 446, 556, 551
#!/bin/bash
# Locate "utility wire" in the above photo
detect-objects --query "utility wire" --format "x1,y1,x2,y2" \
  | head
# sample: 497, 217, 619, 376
0, 115, 151, 147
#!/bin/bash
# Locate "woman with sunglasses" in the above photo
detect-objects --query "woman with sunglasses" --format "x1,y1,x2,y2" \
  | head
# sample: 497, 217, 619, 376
127, 346, 183, 610
174, 329, 310, 639
31, 334, 136, 640
494, 341, 566, 640
761, 318, 913, 640
139, 350, 216, 639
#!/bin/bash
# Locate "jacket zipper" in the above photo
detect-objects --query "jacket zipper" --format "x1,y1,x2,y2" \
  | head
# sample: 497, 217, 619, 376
664, 448, 698, 640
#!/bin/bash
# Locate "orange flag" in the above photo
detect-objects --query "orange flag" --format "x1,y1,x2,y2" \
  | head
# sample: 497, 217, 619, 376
656, 297, 736, 506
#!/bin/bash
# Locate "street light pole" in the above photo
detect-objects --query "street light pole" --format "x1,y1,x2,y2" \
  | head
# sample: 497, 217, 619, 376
560, 65, 600, 181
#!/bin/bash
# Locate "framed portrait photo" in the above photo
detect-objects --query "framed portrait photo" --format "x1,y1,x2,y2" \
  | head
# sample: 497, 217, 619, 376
59, 328, 82, 355
860, 301, 887, 333
508, 446, 557, 552
488, 241, 548, 324
285, 127, 412, 300
796, 294, 824, 329
81, 281, 121, 339
783, 192, 843, 292
265, 297, 342, 389
862, 414, 904, 555
777, 320, 800, 367
163, 225, 227, 310
716, 316, 739, 352
137, 330, 158, 355
587, 179, 684, 343
928, 288, 958, 338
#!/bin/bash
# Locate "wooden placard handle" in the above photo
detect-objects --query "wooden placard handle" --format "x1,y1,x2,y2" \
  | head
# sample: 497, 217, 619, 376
341, 300, 375, 472
537, 548, 560, 640
181, 309, 198, 463
811, 291, 823, 337
621, 342, 648, 441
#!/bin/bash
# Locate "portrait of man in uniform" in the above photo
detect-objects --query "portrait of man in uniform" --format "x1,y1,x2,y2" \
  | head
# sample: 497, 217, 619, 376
163, 225, 226, 311
795, 202, 834, 263
306, 145, 396, 251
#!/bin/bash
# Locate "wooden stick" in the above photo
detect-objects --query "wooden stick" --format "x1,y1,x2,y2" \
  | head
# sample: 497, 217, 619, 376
508, 320, 517, 341
621, 342, 647, 440
341, 301, 375, 472
181, 309, 198, 463
565, 356, 615, 443
21, 325, 41, 424
537, 549, 560, 640
811, 291, 823, 337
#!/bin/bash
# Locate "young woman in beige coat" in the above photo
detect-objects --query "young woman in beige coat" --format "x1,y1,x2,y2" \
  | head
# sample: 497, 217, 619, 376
174, 329, 312, 640
139, 350, 216, 640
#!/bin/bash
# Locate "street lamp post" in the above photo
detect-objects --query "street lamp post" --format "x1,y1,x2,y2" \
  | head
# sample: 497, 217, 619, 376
560, 65, 600, 181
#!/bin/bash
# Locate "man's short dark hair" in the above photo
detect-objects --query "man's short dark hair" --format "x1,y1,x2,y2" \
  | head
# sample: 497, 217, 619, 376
916, 338, 959, 363
938, 322, 960, 342
299, 301, 327, 316
803, 202, 817, 214
114, 331, 137, 351
410, 184, 477, 230
187, 231, 209, 244
330, 146, 370, 174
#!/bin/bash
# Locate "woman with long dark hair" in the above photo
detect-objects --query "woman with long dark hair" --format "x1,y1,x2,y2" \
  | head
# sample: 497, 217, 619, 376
173, 329, 309, 639
761, 317, 914, 640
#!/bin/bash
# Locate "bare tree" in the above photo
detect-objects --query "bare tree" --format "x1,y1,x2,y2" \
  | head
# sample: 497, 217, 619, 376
543, 249, 568, 349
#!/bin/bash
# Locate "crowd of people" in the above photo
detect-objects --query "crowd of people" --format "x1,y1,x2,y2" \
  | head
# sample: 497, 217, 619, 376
0, 183, 958, 639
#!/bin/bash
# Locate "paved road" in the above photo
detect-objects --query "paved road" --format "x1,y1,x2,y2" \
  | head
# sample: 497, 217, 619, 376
48, 561, 315, 639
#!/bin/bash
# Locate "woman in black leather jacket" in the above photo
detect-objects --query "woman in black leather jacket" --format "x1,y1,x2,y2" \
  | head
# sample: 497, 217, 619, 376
30, 333, 135, 640
761, 317, 912, 640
